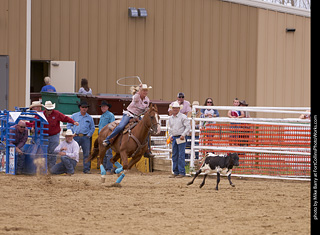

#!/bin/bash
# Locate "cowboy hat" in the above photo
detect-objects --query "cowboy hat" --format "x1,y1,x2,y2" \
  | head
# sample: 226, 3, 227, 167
192, 101, 199, 106
240, 100, 249, 106
169, 101, 183, 109
30, 101, 44, 109
140, 84, 152, 90
44, 101, 56, 110
78, 100, 90, 108
99, 100, 112, 108
64, 129, 75, 136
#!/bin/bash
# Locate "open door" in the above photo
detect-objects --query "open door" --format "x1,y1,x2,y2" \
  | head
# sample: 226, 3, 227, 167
50, 61, 76, 93
0, 56, 9, 110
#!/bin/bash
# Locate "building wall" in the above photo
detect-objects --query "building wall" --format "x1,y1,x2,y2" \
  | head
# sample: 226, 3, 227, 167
256, 8, 310, 116
0, 0, 27, 109
256, 9, 311, 117
1, 0, 310, 114
30, 0, 259, 114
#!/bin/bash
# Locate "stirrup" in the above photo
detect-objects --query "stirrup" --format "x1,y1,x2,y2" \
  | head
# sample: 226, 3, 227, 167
102, 140, 110, 147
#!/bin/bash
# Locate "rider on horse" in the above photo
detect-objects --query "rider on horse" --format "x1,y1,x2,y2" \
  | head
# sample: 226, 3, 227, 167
103, 83, 154, 157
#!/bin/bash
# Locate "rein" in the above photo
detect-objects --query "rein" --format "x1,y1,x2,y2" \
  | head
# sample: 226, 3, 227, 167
126, 108, 159, 158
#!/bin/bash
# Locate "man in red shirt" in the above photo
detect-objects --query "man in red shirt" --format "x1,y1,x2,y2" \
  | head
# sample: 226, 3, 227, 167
43, 101, 79, 171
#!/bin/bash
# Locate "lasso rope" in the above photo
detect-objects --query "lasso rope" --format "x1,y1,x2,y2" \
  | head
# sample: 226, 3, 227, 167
116, 76, 142, 87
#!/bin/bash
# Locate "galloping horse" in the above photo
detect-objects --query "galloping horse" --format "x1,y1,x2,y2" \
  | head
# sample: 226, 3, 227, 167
88, 103, 160, 170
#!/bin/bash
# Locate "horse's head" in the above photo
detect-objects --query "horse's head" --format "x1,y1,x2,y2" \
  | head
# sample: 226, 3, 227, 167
146, 103, 161, 134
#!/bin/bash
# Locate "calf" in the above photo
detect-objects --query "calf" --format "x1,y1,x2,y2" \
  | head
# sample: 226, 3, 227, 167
187, 153, 240, 190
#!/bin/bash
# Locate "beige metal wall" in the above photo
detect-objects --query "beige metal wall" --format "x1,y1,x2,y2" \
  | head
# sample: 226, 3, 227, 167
31, 0, 259, 111
256, 8, 310, 117
0, 0, 27, 109
1, 0, 310, 113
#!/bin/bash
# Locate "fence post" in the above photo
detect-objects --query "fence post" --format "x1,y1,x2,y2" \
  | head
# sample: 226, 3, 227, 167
190, 117, 196, 169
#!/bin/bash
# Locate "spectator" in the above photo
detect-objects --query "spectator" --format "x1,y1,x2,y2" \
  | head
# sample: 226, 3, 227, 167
168, 101, 191, 178
168, 92, 192, 115
67, 100, 95, 174
227, 98, 244, 118
29, 101, 44, 112
299, 110, 310, 120
240, 100, 250, 118
27, 101, 44, 132
78, 78, 92, 95
98, 100, 115, 174
201, 98, 219, 118
50, 129, 80, 176
43, 101, 79, 170
10, 120, 28, 174
41, 77, 56, 92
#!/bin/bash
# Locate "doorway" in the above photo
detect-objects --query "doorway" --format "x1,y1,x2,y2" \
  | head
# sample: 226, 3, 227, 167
0, 55, 9, 110
30, 60, 50, 92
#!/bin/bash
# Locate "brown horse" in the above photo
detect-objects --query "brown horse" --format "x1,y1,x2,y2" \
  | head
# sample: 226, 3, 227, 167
88, 103, 160, 170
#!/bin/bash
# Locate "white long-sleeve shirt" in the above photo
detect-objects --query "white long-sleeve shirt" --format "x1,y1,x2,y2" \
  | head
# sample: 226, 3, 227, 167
168, 112, 191, 137
53, 139, 80, 162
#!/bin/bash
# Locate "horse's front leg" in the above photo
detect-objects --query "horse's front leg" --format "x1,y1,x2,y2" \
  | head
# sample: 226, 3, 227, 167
127, 147, 147, 169
120, 151, 129, 170
110, 153, 120, 164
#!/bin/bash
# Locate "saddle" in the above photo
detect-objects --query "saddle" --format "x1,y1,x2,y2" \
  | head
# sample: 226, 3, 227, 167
107, 119, 149, 158
107, 119, 139, 144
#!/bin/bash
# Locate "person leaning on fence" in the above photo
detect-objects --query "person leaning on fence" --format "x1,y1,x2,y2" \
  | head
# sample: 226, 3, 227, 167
98, 100, 115, 174
10, 120, 28, 175
43, 101, 79, 171
168, 92, 192, 116
168, 101, 191, 178
227, 98, 244, 118
240, 100, 250, 118
40, 76, 56, 92
227, 98, 244, 146
67, 100, 95, 174
50, 129, 80, 176
201, 98, 219, 118
26, 101, 44, 133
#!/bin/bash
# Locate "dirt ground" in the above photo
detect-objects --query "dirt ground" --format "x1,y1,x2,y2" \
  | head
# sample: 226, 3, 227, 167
0, 169, 310, 235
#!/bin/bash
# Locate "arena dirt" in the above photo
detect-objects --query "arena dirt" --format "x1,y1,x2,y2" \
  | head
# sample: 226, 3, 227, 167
0, 169, 310, 235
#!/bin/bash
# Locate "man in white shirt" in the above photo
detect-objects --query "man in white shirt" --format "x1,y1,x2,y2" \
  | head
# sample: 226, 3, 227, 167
168, 101, 191, 178
50, 129, 80, 175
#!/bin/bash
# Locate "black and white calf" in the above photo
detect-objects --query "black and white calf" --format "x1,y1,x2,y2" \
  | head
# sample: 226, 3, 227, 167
187, 153, 240, 190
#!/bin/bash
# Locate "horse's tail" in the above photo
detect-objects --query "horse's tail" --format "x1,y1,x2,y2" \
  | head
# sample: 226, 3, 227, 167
86, 138, 100, 163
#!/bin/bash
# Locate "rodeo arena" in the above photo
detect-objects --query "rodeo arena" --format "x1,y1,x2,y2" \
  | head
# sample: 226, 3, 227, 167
0, 0, 314, 234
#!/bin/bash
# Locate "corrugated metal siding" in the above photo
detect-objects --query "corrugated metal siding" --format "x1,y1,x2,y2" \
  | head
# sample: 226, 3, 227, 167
1, 0, 309, 112
256, 8, 310, 117
30, 0, 259, 111
0, 0, 27, 109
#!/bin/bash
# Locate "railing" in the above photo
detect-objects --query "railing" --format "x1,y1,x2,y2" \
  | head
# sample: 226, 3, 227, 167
62, 106, 310, 180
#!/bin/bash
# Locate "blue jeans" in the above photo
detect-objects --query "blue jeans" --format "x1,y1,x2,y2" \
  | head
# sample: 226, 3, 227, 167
171, 136, 187, 176
103, 148, 114, 172
47, 133, 60, 170
74, 136, 91, 173
106, 114, 132, 142
51, 156, 77, 174
16, 153, 25, 174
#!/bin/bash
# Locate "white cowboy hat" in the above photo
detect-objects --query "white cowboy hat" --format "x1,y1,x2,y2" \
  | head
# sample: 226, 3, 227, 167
29, 101, 44, 109
44, 101, 56, 110
64, 129, 75, 136
192, 101, 199, 106
169, 101, 183, 109
140, 84, 152, 90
